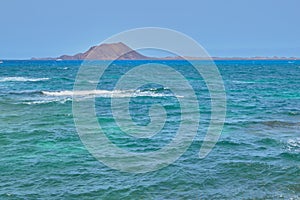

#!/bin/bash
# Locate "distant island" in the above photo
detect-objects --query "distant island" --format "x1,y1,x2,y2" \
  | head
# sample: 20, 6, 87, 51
31, 42, 300, 61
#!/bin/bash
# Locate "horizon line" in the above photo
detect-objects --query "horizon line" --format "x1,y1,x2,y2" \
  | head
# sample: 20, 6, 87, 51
1, 56, 300, 61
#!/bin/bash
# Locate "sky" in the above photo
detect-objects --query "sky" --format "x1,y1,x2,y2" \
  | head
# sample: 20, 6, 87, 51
1, 0, 300, 59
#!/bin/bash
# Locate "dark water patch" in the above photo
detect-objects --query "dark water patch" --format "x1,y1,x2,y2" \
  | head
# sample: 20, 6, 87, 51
217, 140, 251, 148
257, 137, 281, 146
279, 152, 300, 161
287, 184, 300, 193
262, 120, 300, 128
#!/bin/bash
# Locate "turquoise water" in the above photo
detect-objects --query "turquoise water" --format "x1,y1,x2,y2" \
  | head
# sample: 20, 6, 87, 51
0, 60, 299, 199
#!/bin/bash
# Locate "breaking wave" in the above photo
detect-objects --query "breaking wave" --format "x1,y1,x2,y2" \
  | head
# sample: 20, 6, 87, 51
42, 89, 183, 98
286, 138, 300, 152
21, 98, 72, 105
0, 76, 49, 82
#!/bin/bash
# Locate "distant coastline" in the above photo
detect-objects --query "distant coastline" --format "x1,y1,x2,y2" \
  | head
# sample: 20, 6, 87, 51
29, 57, 300, 61
3, 42, 300, 61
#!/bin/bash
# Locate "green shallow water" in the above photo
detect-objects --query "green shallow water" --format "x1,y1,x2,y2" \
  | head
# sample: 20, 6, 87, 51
0, 60, 299, 199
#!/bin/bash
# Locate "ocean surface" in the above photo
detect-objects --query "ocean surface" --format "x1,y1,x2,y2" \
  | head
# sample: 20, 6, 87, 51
0, 60, 299, 199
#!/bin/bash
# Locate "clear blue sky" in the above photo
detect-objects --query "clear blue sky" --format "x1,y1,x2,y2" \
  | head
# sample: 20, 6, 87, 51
1, 0, 300, 59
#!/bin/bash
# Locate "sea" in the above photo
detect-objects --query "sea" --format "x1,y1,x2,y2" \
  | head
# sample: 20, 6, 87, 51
0, 60, 299, 199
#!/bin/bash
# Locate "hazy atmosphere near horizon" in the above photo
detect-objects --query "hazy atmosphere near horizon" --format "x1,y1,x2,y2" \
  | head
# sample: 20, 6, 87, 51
1, 1, 300, 199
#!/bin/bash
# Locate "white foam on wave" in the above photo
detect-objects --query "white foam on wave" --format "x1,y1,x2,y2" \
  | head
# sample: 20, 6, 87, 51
286, 137, 300, 152
0, 77, 49, 82
22, 97, 72, 105
232, 80, 255, 84
42, 90, 183, 98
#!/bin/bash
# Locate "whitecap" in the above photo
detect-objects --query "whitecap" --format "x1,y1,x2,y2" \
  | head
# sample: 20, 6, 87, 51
232, 80, 255, 84
0, 77, 49, 82
286, 138, 300, 152
42, 89, 183, 98
22, 97, 72, 105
